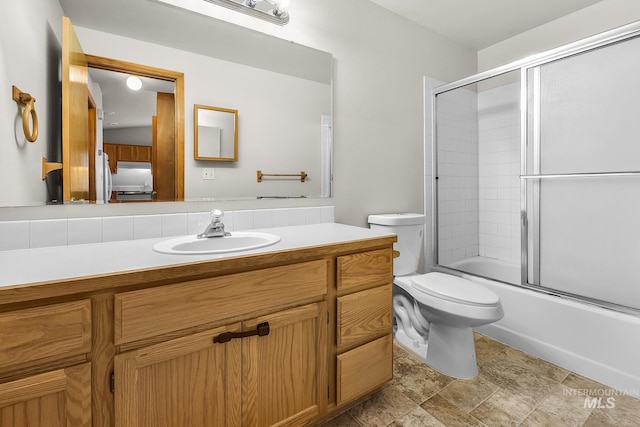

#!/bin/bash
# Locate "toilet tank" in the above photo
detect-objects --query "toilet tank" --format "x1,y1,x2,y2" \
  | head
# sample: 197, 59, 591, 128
368, 213, 426, 276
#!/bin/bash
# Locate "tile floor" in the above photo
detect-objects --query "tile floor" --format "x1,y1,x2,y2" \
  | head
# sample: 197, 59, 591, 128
321, 333, 640, 427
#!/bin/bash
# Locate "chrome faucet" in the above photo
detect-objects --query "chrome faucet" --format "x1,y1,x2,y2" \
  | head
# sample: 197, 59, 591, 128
197, 209, 230, 239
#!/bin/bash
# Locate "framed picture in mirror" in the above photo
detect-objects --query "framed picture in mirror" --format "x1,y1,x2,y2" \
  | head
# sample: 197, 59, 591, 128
194, 104, 238, 161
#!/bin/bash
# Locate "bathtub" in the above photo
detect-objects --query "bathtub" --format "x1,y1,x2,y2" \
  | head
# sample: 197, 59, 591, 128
434, 256, 640, 398
448, 256, 520, 285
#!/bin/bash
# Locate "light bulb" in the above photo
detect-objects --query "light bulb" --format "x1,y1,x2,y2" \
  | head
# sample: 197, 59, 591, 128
273, 0, 289, 7
126, 75, 142, 91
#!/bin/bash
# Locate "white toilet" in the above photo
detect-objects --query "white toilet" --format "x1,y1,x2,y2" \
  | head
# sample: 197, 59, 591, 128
368, 213, 504, 378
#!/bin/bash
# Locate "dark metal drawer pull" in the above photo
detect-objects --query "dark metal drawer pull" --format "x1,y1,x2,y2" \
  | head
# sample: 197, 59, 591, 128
213, 322, 270, 343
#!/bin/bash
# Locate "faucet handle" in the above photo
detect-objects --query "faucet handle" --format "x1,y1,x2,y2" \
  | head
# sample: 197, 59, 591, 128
210, 209, 224, 222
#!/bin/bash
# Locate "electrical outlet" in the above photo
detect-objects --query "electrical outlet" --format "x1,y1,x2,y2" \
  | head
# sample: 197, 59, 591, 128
202, 168, 215, 180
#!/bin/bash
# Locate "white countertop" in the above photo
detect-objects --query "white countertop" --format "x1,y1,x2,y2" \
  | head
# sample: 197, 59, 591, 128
0, 223, 395, 288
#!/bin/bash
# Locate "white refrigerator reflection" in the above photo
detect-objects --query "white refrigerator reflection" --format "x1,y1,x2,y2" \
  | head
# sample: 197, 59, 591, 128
103, 152, 113, 203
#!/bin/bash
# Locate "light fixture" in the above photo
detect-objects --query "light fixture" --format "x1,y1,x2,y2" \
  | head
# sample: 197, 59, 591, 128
203, 0, 290, 25
126, 75, 143, 91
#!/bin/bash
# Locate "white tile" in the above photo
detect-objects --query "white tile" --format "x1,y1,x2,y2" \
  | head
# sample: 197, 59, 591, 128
134, 215, 162, 239
102, 216, 134, 242
0, 221, 30, 250
271, 209, 291, 227
188, 212, 211, 235
290, 208, 306, 226
253, 209, 273, 229
484, 246, 498, 258
233, 210, 254, 231
498, 247, 511, 260
320, 206, 335, 223
30, 219, 68, 248
68, 217, 102, 245
305, 207, 323, 224
221, 210, 235, 232
162, 213, 188, 237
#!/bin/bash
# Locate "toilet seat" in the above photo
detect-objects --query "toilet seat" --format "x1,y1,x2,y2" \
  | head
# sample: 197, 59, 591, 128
410, 273, 500, 307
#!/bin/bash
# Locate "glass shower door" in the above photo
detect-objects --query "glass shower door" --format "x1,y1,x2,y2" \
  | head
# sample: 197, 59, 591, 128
523, 35, 640, 311
434, 71, 522, 284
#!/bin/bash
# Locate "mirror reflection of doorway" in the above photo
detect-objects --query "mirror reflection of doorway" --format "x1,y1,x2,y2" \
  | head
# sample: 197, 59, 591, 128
89, 67, 176, 202
61, 17, 184, 204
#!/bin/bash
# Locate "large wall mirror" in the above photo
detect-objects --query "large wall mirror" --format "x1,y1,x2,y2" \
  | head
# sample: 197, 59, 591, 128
5, 0, 333, 207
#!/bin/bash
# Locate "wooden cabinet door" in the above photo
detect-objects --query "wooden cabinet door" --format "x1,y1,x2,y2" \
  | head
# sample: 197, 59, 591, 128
336, 335, 393, 406
242, 302, 327, 427
116, 145, 135, 161
114, 324, 242, 427
0, 363, 91, 427
135, 146, 151, 162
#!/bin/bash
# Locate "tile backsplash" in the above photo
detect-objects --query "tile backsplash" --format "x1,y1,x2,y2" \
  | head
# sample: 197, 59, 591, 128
0, 206, 334, 252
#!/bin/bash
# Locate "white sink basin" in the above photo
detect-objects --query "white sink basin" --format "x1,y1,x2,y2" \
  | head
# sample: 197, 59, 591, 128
153, 231, 281, 255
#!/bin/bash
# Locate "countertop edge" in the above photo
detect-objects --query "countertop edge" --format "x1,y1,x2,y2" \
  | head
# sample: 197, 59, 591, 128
0, 223, 397, 306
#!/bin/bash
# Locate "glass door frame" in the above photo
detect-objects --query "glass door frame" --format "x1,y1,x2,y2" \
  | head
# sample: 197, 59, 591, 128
431, 20, 640, 315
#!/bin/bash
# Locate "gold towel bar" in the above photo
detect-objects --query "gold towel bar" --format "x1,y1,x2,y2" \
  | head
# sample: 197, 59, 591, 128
12, 85, 38, 143
257, 170, 307, 183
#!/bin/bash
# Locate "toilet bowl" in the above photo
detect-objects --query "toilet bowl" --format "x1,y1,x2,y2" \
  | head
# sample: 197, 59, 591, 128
368, 213, 504, 378
395, 273, 503, 378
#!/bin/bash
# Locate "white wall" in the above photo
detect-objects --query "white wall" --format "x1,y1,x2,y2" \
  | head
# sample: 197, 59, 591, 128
294, 1, 477, 226
0, 1, 63, 206
478, 0, 640, 72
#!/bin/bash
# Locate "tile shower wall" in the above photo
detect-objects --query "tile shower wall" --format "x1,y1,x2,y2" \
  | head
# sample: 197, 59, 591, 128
0, 206, 334, 251
436, 87, 479, 265
478, 82, 521, 263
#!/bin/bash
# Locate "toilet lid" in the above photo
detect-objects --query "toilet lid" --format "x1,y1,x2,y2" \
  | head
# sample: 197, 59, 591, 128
410, 273, 500, 306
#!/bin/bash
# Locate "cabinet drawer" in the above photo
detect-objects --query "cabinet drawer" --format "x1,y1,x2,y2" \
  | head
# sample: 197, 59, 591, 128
115, 259, 328, 345
337, 285, 392, 349
336, 335, 393, 406
0, 300, 91, 369
336, 248, 392, 292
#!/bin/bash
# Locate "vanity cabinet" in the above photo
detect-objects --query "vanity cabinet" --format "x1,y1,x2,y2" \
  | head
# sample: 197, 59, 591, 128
112, 261, 328, 427
113, 304, 326, 427
0, 227, 396, 427
334, 248, 394, 407
0, 301, 93, 426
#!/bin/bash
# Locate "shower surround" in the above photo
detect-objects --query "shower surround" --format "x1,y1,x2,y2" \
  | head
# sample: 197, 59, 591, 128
429, 21, 640, 396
